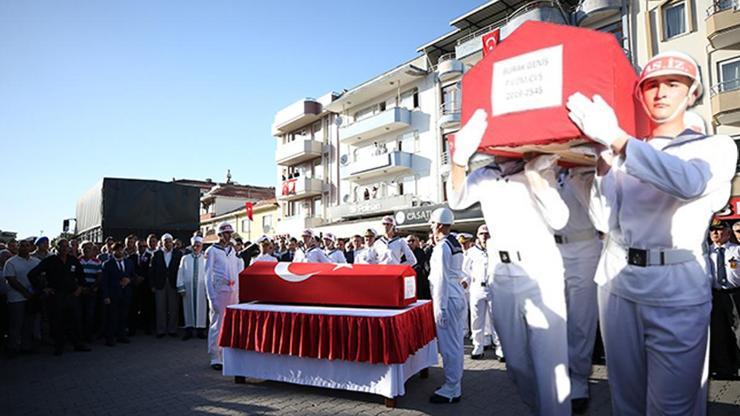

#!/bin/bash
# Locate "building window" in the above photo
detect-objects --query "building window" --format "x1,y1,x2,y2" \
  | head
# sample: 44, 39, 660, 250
441, 83, 461, 114
662, 1, 687, 40
241, 219, 250, 234
718, 57, 740, 93
262, 215, 273, 233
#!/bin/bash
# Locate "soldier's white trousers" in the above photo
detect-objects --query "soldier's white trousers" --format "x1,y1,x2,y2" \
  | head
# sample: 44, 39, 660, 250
599, 288, 710, 416
493, 274, 571, 416
563, 254, 599, 399
435, 296, 466, 399
207, 291, 238, 365
470, 290, 499, 355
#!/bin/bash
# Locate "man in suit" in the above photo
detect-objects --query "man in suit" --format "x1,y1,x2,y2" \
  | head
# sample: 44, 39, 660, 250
149, 233, 183, 338
101, 242, 135, 346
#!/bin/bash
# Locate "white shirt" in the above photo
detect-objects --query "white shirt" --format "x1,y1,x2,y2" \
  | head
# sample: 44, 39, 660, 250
428, 235, 466, 312
163, 250, 173, 268
353, 247, 378, 264
555, 167, 602, 259
325, 248, 347, 264
204, 244, 240, 295
708, 242, 740, 289
3, 255, 41, 303
447, 163, 568, 282
250, 254, 278, 266
590, 132, 737, 306
462, 244, 490, 298
293, 246, 332, 263
374, 236, 417, 266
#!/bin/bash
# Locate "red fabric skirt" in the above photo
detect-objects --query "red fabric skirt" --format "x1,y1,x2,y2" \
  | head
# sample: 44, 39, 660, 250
218, 301, 436, 365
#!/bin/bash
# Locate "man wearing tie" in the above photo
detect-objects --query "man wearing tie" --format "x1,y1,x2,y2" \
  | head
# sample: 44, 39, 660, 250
150, 234, 183, 338
101, 242, 135, 346
708, 219, 740, 380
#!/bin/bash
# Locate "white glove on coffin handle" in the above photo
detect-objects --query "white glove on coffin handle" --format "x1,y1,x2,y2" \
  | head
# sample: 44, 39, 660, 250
452, 109, 488, 167
566, 93, 626, 147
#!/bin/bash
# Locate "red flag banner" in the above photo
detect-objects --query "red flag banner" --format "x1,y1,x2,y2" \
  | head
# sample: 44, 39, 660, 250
481, 29, 500, 57
245, 202, 254, 221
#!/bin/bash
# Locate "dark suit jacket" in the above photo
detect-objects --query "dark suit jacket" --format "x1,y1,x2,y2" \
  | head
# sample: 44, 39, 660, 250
101, 257, 135, 300
149, 250, 182, 290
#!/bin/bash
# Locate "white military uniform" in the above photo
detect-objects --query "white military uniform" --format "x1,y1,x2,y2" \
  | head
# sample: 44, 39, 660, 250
428, 234, 467, 400
205, 243, 241, 366
589, 131, 737, 415
325, 248, 347, 264
555, 167, 602, 400
249, 254, 278, 265
176, 252, 208, 329
293, 246, 332, 263
462, 243, 500, 356
374, 236, 417, 266
353, 247, 378, 264
448, 162, 571, 415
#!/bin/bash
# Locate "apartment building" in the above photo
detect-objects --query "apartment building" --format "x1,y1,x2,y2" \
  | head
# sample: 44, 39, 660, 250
271, 93, 341, 236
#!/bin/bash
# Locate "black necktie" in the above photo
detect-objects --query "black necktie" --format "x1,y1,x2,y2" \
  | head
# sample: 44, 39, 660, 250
717, 247, 728, 286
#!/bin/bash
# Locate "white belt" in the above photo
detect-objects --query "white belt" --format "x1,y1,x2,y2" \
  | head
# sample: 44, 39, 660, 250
606, 239, 698, 267
554, 229, 599, 244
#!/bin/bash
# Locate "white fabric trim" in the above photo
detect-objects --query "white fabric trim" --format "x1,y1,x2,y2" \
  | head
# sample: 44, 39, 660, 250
223, 341, 438, 398
227, 300, 429, 318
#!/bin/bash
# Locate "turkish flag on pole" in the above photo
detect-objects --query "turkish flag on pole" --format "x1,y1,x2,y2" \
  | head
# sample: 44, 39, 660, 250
481, 29, 500, 57
245, 202, 253, 221
239, 262, 417, 307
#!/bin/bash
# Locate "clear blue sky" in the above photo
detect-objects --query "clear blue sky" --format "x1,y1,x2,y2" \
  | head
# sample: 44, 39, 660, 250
0, 0, 482, 238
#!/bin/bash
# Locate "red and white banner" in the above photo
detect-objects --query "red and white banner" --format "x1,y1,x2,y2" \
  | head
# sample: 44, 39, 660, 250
239, 262, 417, 308
245, 202, 254, 221
481, 29, 500, 57
462, 21, 650, 153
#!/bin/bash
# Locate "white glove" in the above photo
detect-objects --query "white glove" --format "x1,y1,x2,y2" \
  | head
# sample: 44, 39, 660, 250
452, 109, 488, 167
434, 308, 448, 329
566, 93, 626, 147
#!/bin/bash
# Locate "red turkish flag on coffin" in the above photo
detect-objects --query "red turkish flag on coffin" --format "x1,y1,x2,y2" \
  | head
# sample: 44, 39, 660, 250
462, 21, 650, 156
239, 262, 417, 308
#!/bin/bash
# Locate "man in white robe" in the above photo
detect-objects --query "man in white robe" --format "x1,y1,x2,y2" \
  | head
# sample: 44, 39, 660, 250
177, 236, 208, 340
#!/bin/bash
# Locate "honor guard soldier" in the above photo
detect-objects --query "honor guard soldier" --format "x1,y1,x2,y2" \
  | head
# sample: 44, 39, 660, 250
353, 229, 379, 264
323, 233, 347, 263
463, 224, 503, 361
567, 51, 738, 414
427, 207, 467, 404
375, 216, 417, 266
205, 222, 241, 370
448, 109, 572, 415
293, 229, 331, 263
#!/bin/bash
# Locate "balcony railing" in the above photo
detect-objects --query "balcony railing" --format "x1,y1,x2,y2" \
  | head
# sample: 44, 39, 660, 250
346, 150, 414, 180
276, 139, 323, 166
707, 0, 738, 16
710, 77, 740, 127
711, 78, 740, 96
574, 0, 623, 27
277, 177, 323, 201
436, 53, 465, 81
339, 107, 412, 144
438, 102, 461, 129
706, 0, 740, 48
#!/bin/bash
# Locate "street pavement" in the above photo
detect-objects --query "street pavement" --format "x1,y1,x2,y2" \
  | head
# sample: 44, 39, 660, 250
2, 335, 739, 416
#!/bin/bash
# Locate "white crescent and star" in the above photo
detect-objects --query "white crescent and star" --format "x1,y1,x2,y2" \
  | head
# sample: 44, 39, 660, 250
273, 262, 353, 283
